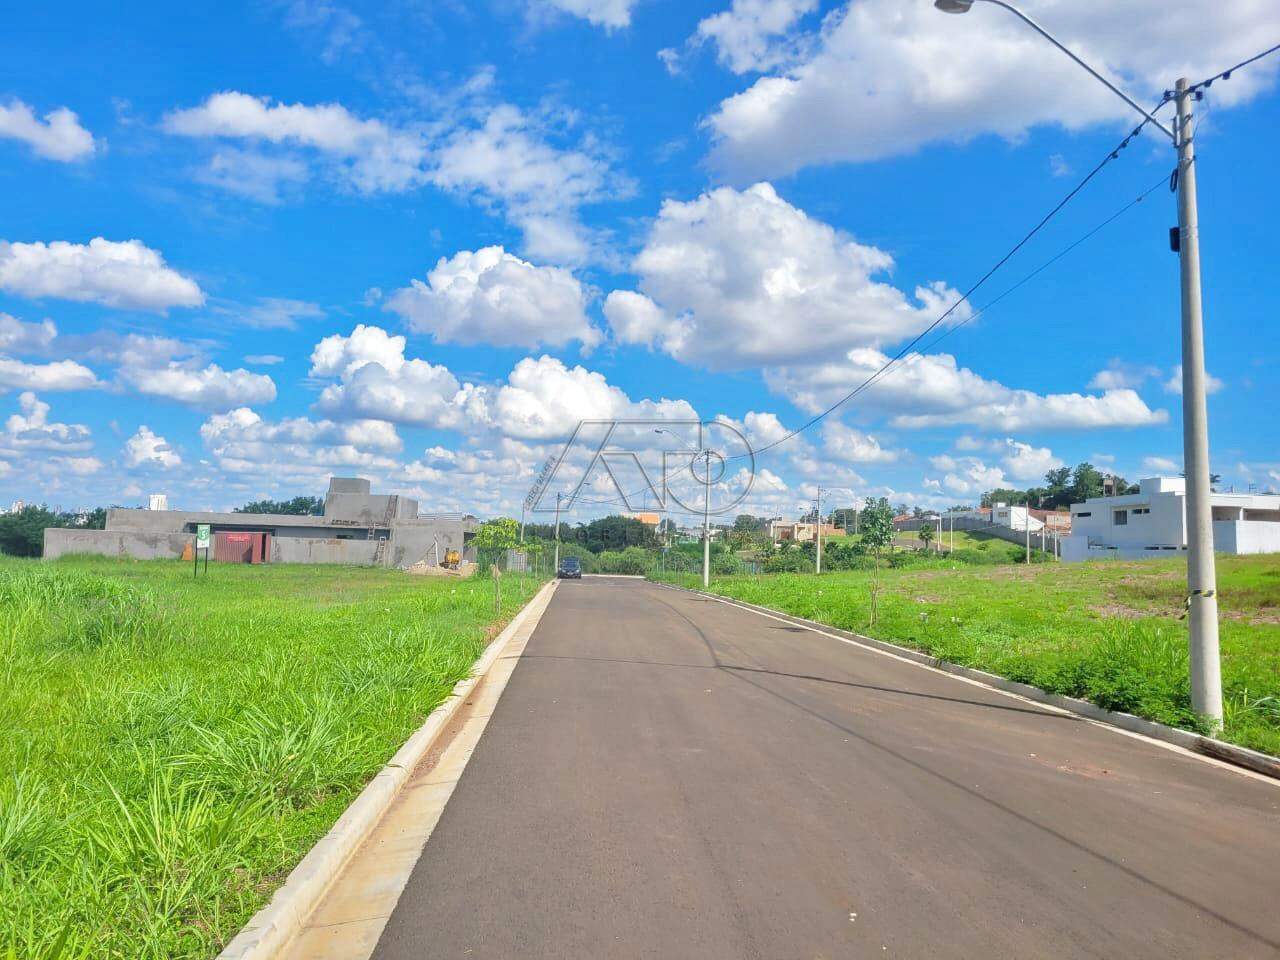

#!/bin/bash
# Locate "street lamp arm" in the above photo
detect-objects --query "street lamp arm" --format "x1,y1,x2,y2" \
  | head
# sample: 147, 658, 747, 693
970, 0, 1176, 141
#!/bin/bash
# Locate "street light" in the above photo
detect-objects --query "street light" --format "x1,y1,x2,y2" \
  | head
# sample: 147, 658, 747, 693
934, 0, 1222, 726
656, 428, 715, 589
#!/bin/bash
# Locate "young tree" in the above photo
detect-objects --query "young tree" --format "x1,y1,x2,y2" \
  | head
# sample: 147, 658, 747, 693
473, 517, 519, 553
917, 521, 935, 551
859, 497, 895, 626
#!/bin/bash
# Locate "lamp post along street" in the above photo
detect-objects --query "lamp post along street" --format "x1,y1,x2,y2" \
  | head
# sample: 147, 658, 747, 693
553, 492, 562, 572
1174, 77, 1223, 722
815, 487, 824, 575
933, 0, 1222, 727
702, 450, 712, 589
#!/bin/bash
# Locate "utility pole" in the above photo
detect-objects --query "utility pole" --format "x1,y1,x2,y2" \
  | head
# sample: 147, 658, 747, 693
949, 509, 954, 553
1175, 76, 1222, 725
1024, 499, 1031, 565
931, 0, 1223, 729
701, 449, 711, 589
553, 492, 562, 572
519, 502, 526, 544
814, 486, 824, 574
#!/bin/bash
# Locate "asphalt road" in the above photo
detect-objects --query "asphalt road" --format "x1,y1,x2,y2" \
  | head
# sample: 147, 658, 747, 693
374, 578, 1280, 959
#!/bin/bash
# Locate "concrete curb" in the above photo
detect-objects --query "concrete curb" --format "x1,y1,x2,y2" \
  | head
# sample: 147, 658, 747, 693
665, 584, 1280, 783
216, 579, 559, 960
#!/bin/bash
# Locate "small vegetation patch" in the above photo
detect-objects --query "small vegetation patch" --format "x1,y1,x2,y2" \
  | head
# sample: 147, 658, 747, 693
0, 557, 542, 958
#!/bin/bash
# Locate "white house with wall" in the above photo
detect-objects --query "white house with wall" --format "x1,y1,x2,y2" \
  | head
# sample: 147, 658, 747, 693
1061, 477, 1280, 562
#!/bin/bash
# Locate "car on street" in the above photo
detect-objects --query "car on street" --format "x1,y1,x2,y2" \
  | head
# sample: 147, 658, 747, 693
557, 557, 582, 579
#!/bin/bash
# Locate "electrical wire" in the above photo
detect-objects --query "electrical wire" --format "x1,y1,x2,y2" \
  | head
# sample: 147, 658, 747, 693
1185, 41, 1280, 95
729, 111, 1165, 461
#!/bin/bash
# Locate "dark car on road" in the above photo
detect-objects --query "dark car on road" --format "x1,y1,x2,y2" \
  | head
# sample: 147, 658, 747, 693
557, 557, 582, 579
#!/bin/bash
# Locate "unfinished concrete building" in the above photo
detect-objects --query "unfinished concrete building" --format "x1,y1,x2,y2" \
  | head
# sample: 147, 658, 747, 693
43, 477, 478, 568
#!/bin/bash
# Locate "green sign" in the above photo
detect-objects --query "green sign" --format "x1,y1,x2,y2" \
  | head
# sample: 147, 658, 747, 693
196, 524, 211, 550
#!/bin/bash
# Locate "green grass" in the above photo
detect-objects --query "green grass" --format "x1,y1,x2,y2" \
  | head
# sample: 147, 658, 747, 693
653, 554, 1280, 756
0, 556, 544, 959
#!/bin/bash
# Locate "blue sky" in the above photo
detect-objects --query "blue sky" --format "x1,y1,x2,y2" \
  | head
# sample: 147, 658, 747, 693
1, 0, 1278, 522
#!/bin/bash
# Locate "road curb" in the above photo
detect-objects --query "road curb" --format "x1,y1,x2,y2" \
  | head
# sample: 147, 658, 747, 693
664, 583, 1280, 782
216, 578, 559, 960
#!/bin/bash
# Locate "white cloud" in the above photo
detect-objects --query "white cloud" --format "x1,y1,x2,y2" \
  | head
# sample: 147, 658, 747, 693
2, 392, 92, 454
309, 325, 477, 428
0, 357, 99, 393
0, 98, 96, 162
200, 406, 400, 475
821, 420, 897, 463
385, 246, 600, 349
0, 238, 204, 311
607, 183, 966, 369
771, 348, 1168, 431
229, 297, 324, 330
429, 104, 624, 264
695, 0, 818, 74
537, 0, 637, 29
1088, 360, 1159, 391
59, 330, 201, 369
603, 291, 688, 354
705, 0, 1280, 179
941, 457, 1007, 496
1001, 438, 1063, 482
195, 148, 310, 204
165, 93, 622, 265
244, 354, 284, 365
487, 355, 697, 441
124, 426, 182, 468
165, 91, 427, 193
0, 313, 57, 352
1143, 455, 1180, 473
51, 456, 103, 476
119, 362, 277, 410
1163, 364, 1224, 395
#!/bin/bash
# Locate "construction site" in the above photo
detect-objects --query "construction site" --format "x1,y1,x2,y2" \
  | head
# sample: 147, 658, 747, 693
42, 477, 478, 569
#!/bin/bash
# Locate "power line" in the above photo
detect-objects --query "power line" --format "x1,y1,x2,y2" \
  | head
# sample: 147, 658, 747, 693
906, 172, 1168, 359
1184, 41, 1280, 96
736, 109, 1166, 460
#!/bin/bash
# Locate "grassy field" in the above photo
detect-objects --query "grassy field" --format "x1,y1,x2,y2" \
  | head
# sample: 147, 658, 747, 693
0, 556, 543, 959
653, 555, 1280, 756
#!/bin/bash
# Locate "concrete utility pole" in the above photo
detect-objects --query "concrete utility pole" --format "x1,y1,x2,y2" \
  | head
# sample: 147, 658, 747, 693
1024, 502, 1031, 565
1174, 77, 1222, 724
933, 0, 1223, 728
553, 492, 562, 572
701, 449, 712, 589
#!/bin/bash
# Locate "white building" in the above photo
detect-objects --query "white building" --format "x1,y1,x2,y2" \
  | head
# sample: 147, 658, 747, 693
1062, 477, 1280, 562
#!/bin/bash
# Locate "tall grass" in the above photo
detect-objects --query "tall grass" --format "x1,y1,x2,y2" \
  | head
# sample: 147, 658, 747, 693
0, 557, 540, 958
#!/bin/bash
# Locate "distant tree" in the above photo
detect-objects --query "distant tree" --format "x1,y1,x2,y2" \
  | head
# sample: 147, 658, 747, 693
733, 514, 767, 533
1070, 462, 1105, 503
235, 496, 323, 516
981, 488, 1028, 507
859, 498, 895, 626
577, 515, 657, 553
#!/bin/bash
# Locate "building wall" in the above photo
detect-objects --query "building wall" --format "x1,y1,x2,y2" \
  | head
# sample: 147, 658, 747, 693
386, 519, 477, 568
44, 528, 191, 560
271, 536, 380, 565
